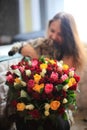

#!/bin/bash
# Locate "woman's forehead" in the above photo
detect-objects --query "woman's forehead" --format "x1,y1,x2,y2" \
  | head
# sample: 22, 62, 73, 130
49, 20, 61, 32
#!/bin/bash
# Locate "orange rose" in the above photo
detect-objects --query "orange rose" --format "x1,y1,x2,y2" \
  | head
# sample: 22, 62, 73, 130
17, 103, 25, 111
15, 78, 21, 84
50, 100, 60, 110
33, 83, 44, 93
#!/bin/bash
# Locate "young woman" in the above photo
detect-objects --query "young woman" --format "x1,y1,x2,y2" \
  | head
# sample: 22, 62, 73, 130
7, 12, 86, 130
20, 12, 85, 71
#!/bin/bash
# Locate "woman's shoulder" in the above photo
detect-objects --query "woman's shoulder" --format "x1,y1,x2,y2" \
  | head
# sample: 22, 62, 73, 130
62, 56, 75, 68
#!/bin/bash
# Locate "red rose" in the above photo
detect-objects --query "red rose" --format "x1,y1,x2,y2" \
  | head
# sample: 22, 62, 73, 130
58, 107, 65, 115
62, 90, 67, 97
69, 83, 78, 90
27, 80, 34, 89
28, 109, 40, 119
11, 100, 17, 108
11, 65, 18, 69
74, 74, 80, 82
32, 92, 40, 100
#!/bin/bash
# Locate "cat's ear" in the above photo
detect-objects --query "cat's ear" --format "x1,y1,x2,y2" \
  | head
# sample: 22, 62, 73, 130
43, 38, 53, 45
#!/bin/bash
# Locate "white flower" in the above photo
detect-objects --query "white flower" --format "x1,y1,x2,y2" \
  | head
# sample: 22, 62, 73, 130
44, 103, 50, 110
21, 81, 26, 86
44, 110, 50, 116
63, 98, 68, 104
25, 70, 31, 76
20, 90, 27, 97
13, 69, 21, 76
28, 61, 32, 66
26, 104, 34, 110
69, 71, 74, 77
45, 61, 48, 64
40, 69, 46, 77
63, 85, 69, 91
57, 61, 63, 70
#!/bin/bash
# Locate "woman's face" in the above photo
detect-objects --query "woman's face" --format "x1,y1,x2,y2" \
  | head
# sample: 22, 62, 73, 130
48, 19, 63, 44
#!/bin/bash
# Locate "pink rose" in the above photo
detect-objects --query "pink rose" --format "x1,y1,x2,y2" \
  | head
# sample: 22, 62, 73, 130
31, 59, 38, 67
19, 66, 25, 73
50, 72, 58, 81
61, 74, 68, 81
45, 83, 53, 94
69, 67, 75, 71
6, 74, 14, 84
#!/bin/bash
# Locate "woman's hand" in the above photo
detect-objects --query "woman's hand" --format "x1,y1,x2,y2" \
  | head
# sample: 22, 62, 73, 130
21, 44, 39, 58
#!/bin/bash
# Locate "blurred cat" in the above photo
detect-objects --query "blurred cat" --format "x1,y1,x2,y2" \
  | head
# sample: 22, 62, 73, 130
8, 38, 59, 59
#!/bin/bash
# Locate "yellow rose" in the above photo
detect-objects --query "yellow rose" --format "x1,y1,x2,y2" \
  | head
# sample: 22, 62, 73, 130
40, 63, 47, 70
63, 64, 69, 70
34, 74, 41, 83
17, 103, 25, 111
49, 60, 56, 64
50, 100, 60, 110
68, 78, 76, 87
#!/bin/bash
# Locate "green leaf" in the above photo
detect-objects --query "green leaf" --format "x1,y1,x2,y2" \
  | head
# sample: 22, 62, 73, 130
62, 112, 68, 120
39, 56, 45, 63
64, 79, 69, 84
55, 84, 63, 91
24, 56, 30, 62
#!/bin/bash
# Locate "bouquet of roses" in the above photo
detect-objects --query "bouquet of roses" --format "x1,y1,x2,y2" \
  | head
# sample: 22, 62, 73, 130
6, 56, 80, 122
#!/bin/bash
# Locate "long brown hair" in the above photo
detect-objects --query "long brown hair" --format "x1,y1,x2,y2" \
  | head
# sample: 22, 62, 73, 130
48, 12, 86, 71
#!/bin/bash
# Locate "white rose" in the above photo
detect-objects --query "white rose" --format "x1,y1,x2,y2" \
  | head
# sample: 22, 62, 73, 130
28, 61, 32, 65
63, 85, 69, 91
40, 69, 46, 77
13, 69, 21, 76
21, 81, 26, 86
45, 103, 50, 110
25, 70, 31, 76
69, 71, 74, 77
63, 98, 68, 104
26, 104, 34, 110
20, 90, 27, 97
44, 110, 50, 116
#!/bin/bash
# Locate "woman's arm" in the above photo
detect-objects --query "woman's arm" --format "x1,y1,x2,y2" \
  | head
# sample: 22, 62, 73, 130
8, 38, 46, 58
20, 44, 39, 58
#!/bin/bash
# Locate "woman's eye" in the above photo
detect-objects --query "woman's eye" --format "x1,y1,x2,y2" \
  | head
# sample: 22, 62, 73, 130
50, 29, 55, 33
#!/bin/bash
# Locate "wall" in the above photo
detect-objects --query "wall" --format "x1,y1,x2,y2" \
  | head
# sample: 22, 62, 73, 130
0, 0, 19, 37
76, 45, 87, 110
